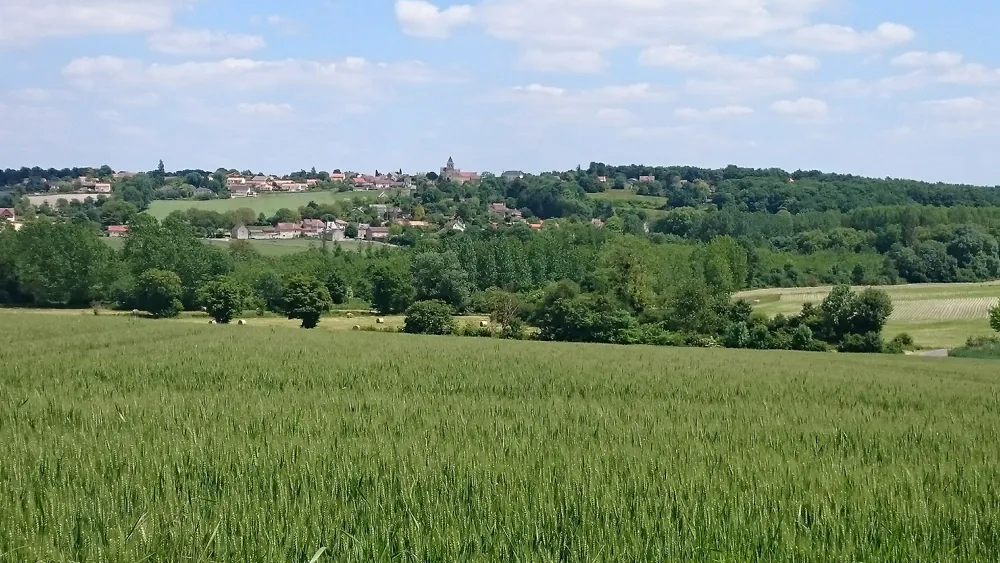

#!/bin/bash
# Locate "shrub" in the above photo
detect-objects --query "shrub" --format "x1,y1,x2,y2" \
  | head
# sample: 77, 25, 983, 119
404, 300, 456, 335
991, 303, 1000, 333
838, 332, 884, 354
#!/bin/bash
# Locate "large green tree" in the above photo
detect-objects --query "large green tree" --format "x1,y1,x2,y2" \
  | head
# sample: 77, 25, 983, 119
198, 277, 250, 324
133, 268, 184, 318
281, 275, 333, 328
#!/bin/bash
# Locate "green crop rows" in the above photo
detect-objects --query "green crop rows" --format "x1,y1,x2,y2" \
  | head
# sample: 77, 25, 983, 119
2, 313, 999, 561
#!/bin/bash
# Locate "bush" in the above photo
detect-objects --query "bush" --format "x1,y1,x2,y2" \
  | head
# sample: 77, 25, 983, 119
965, 334, 1000, 348
885, 332, 916, 355
838, 332, 884, 354
991, 303, 1000, 333
404, 300, 456, 335
133, 269, 183, 319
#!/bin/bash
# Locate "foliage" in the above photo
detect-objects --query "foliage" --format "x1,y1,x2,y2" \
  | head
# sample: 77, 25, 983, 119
403, 300, 456, 335
991, 302, 1000, 333
281, 275, 333, 328
369, 261, 415, 315
133, 268, 184, 318
197, 277, 250, 324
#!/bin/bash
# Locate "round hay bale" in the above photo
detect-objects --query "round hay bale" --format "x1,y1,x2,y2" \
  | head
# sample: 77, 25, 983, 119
237, 319, 246, 325
346, 313, 354, 319
131, 309, 140, 316
209, 320, 217, 325
376, 317, 385, 324
480, 320, 489, 327
201, 306, 208, 312
353, 325, 361, 330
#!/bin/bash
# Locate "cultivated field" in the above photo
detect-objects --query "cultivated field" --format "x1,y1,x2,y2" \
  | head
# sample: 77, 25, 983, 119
145, 190, 398, 219
2, 312, 1000, 561
737, 282, 1000, 349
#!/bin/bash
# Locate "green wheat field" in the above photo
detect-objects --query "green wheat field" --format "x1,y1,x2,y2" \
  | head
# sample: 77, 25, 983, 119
2, 312, 999, 561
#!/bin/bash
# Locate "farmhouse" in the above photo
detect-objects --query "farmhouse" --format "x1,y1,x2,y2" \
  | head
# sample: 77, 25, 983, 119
276, 223, 301, 239
230, 185, 255, 198
231, 224, 250, 240
365, 227, 390, 242
300, 219, 325, 237
107, 225, 129, 237
247, 226, 279, 240
638, 175, 656, 183
93, 183, 112, 193
322, 221, 346, 241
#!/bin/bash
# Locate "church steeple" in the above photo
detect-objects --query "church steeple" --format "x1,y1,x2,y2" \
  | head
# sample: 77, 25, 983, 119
446, 156, 455, 170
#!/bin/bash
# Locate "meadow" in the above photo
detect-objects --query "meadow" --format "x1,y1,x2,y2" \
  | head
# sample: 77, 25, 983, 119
145, 190, 393, 220
2, 312, 1000, 561
737, 282, 1000, 349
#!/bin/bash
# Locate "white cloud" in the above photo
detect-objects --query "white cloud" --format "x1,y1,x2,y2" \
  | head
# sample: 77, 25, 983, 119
0, 0, 179, 46
503, 82, 671, 104
919, 97, 987, 116
639, 45, 820, 76
395, 0, 473, 39
148, 29, 265, 56
675, 105, 754, 120
594, 108, 635, 126
237, 102, 293, 116
892, 51, 963, 68
518, 49, 605, 73
395, 0, 832, 72
771, 97, 828, 119
788, 22, 914, 52
249, 14, 299, 34
63, 56, 441, 95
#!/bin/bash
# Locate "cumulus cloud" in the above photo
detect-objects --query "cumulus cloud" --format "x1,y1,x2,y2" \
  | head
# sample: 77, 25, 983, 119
0, 0, 179, 45
518, 49, 605, 73
395, 0, 831, 72
892, 51, 964, 68
640, 45, 819, 76
788, 22, 914, 52
237, 102, 293, 116
395, 0, 473, 39
62, 56, 441, 93
675, 105, 754, 120
148, 29, 266, 56
919, 97, 987, 116
771, 97, 828, 119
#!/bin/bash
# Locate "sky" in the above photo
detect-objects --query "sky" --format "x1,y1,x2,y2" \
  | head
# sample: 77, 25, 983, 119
1, 0, 998, 185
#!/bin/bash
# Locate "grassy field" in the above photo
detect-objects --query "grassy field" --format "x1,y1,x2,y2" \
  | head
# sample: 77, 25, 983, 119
589, 189, 667, 207
146, 190, 394, 220
3, 312, 1000, 561
103, 236, 386, 256
737, 282, 1000, 349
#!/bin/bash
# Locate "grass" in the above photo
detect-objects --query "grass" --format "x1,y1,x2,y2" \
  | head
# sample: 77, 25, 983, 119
590, 189, 667, 205
738, 282, 1000, 349
3, 312, 1000, 561
950, 341, 1000, 359
103, 237, 387, 256
145, 190, 396, 220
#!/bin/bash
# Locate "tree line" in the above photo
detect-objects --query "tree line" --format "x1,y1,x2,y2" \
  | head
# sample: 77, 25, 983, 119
0, 215, 899, 353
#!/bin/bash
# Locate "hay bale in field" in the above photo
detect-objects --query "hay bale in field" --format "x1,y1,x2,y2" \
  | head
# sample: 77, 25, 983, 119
346, 312, 354, 319
376, 317, 385, 324
238, 319, 246, 325
480, 320, 489, 327
353, 325, 361, 330
131, 309, 140, 316
200, 306, 208, 312
209, 320, 217, 325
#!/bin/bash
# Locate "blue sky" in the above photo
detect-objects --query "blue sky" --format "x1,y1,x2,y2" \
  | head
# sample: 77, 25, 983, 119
1, 0, 998, 185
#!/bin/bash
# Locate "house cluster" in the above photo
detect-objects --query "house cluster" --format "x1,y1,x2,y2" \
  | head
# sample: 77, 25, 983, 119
76, 176, 112, 194
226, 174, 317, 197
230, 219, 393, 242
352, 172, 412, 190
0, 208, 23, 231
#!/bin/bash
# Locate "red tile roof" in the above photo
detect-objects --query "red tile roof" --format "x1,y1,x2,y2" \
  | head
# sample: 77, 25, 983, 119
107, 225, 129, 233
